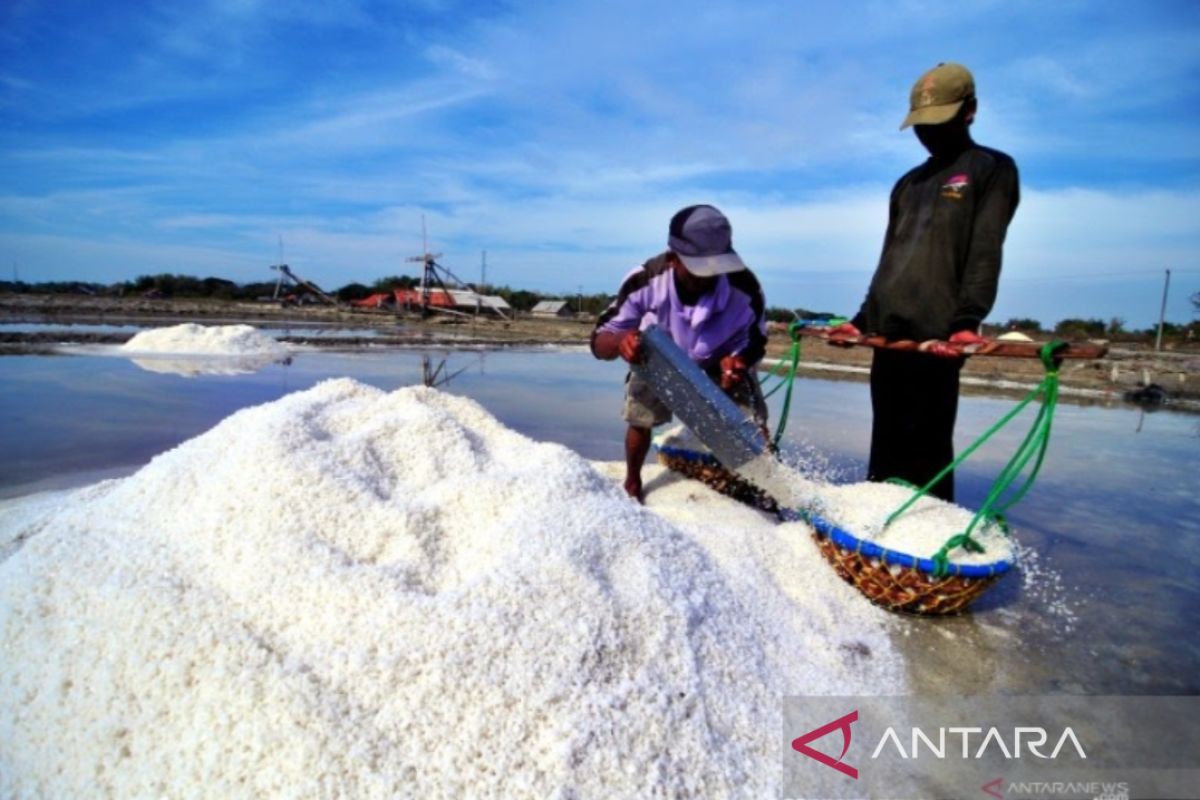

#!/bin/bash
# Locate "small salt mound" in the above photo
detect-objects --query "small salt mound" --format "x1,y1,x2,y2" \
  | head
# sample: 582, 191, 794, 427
120, 323, 287, 356
0, 379, 903, 798
812, 481, 1014, 565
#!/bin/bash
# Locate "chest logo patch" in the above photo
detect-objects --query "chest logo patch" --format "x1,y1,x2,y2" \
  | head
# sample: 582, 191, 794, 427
941, 173, 969, 200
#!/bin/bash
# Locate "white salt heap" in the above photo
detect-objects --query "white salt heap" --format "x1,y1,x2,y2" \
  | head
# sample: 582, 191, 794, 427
656, 425, 1012, 566
0, 379, 902, 798
119, 322, 288, 356
812, 482, 1014, 565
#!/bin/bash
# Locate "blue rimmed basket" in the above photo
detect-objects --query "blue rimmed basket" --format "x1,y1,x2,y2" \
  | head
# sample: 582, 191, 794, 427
656, 444, 1013, 615
779, 507, 1012, 615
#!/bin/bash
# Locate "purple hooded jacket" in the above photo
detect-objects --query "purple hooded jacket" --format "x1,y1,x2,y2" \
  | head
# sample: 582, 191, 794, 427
591, 253, 767, 369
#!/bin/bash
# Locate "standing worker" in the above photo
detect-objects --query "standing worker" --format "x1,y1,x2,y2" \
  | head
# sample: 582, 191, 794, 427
592, 204, 769, 503
831, 62, 1020, 501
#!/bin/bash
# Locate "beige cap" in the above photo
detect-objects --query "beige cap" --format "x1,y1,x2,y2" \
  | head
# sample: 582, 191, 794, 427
900, 62, 975, 130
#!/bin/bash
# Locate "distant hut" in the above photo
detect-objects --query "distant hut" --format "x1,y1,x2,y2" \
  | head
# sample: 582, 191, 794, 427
531, 300, 573, 319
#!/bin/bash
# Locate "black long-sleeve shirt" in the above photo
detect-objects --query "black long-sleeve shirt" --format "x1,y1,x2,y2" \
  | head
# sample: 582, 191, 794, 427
852, 142, 1019, 341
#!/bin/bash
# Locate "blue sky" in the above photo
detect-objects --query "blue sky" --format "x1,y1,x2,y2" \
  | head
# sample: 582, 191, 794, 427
2, 0, 1198, 328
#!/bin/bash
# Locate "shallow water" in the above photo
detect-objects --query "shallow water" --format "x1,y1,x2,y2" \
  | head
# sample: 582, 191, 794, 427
0, 321, 148, 334
0, 320, 402, 338
1, 346, 1196, 695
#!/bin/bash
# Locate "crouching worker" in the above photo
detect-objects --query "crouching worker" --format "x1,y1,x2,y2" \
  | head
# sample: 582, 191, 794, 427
591, 204, 769, 503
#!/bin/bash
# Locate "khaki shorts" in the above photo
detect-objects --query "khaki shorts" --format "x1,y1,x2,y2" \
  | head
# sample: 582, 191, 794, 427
622, 370, 769, 429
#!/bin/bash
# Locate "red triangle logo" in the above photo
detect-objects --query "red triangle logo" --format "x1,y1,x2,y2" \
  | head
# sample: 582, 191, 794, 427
791, 710, 859, 780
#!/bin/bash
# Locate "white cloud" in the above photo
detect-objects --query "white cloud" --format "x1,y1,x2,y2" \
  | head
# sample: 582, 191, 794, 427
425, 44, 495, 81
3, 0, 1198, 331
9, 181, 1198, 328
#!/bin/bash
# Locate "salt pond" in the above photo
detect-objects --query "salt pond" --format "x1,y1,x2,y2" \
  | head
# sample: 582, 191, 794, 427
1, 344, 1198, 792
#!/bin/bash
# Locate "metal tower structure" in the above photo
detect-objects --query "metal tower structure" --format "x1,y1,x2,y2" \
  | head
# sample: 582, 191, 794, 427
403, 216, 482, 318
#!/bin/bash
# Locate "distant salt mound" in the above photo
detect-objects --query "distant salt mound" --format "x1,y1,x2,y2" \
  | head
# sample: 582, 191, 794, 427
120, 323, 287, 356
0, 380, 902, 798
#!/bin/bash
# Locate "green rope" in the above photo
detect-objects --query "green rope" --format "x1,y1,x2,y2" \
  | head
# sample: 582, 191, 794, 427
884, 340, 1067, 576
760, 342, 799, 398
758, 322, 805, 448
762, 317, 849, 447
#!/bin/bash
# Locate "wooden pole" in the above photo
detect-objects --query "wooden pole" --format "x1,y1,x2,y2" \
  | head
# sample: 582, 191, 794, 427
1155, 268, 1171, 352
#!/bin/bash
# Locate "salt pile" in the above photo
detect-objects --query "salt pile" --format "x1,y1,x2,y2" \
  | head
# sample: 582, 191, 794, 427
655, 426, 1012, 566
116, 323, 289, 376
0, 379, 903, 798
119, 323, 288, 357
813, 482, 1014, 565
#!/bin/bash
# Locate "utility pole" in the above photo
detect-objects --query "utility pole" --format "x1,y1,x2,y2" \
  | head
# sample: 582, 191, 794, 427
420, 216, 429, 307
1155, 268, 1171, 352
474, 251, 483, 317
477, 250, 487, 318
404, 215, 443, 316
270, 236, 286, 300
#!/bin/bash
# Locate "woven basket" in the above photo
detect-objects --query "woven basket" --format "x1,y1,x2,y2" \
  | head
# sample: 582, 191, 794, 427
655, 446, 1011, 615
780, 508, 1009, 615
655, 446, 778, 513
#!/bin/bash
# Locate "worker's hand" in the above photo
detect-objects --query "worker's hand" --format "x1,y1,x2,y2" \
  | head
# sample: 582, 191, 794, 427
618, 330, 644, 364
950, 329, 988, 347
719, 354, 748, 389
826, 321, 861, 348
926, 329, 988, 359
758, 423, 775, 452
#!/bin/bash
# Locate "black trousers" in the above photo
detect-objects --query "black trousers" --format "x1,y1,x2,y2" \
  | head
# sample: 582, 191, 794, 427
868, 349, 963, 502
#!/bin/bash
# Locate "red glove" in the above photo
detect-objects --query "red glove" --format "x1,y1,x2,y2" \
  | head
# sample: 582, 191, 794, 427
826, 321, 861, 348
618, 330, 643, 364
926, 329, 988, 359
950, 329, 988, 346
719, 354, 748, 389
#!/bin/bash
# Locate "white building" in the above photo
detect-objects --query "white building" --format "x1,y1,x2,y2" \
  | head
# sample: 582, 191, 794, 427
531, 300, 573, 318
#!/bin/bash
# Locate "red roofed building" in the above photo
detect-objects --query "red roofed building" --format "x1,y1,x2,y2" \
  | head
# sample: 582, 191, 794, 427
393, 288, 456, 308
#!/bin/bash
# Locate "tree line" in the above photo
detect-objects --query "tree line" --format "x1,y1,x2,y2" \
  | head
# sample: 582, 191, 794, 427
2, 274, 1197, 340
0, 273, 616, 315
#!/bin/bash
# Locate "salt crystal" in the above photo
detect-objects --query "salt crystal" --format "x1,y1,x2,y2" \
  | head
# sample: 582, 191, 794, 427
0, 379, 904, 797
657, 426, 1012, 566
811, 482, 1014, 565
120, 323, 288, 357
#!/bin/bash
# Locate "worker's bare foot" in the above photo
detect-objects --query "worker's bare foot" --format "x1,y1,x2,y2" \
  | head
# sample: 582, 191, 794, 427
623, 477, 645, 504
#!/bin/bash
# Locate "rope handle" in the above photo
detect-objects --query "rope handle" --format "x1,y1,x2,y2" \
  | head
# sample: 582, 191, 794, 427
887, 339, 1066, 576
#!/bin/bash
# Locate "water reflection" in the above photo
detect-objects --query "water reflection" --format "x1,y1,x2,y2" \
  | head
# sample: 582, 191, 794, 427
421, 353, 483, 388
129, 353, 291, 377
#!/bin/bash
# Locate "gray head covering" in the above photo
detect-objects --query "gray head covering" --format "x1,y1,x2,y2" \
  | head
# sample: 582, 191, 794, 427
667, 204, 747, 277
